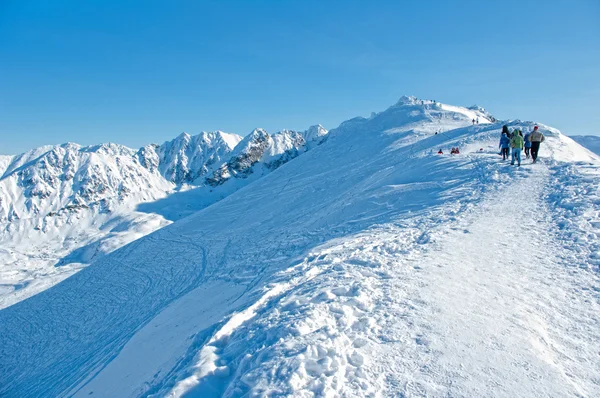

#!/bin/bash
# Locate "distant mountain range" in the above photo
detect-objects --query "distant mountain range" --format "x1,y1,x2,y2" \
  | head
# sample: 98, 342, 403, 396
0, 124, 327, 308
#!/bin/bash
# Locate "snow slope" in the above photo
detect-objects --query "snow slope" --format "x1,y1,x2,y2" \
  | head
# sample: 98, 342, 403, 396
1, 99, 599, 397
571, 135, 600, 156
0, 126, 327, 308
0, 155, 13, 175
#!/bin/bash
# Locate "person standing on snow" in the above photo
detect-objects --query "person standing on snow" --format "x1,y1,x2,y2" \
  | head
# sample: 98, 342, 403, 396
510, 128, 524, 166
523, 131, 533, 159
528, 126, 545, 163
499, 126, 511, 160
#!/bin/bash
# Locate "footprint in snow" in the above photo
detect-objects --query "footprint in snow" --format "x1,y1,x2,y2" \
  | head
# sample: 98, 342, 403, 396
416, 232, 431, 245
331, 285, 360, 297
348, 351, 365, 367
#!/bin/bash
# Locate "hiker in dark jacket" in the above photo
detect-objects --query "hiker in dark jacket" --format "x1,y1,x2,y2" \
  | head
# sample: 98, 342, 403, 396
499, 127, 511, 160
523, 132, 533, 158
528, 126, 545, 163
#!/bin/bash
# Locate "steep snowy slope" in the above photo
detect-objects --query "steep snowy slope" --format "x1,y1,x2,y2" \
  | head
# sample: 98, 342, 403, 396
1, 99, 599, 397
0, 126, 327, 308
571, 134, 600, 156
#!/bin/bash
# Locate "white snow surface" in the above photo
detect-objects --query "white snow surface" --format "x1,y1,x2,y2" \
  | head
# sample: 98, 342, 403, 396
1, 98, 599, 397
0, 155, 13, 175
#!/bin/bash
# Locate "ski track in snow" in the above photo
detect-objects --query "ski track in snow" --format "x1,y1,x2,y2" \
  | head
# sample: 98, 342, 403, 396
1, 101, 599, 397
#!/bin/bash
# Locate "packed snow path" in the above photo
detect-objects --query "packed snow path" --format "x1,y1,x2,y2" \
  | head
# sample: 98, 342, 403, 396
375, 165, 600, 397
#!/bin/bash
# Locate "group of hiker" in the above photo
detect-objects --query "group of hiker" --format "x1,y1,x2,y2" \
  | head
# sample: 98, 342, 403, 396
499, 125, 545, 166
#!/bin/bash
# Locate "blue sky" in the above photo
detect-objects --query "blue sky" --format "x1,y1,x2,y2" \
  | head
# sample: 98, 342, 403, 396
1, 0, 599, 154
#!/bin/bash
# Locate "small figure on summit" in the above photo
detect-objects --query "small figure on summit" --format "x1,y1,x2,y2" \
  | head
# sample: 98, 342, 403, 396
499, 126, 511, 161
528, 126, 545, 163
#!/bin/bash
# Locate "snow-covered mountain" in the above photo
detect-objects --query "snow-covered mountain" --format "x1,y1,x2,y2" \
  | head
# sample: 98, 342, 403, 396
0, 125, 328, 308
146, 131, 243, 184
1, 97, 599, 397
207, 126, 328, 186
571, 135, 600, 156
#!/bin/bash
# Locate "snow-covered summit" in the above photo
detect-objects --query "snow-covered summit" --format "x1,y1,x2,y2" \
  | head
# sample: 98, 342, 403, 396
302, 124, 328, 144
206, 126, 329, 186
153, 130, 242, 184
1, 141, 165, 224
0, 130, 249, 223
395, 95, 420, 106
335, 96, 495, 142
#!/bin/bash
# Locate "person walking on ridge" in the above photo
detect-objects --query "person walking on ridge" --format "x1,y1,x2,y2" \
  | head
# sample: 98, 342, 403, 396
510, 128, 524, 166
499, 125, 511, 160
528, 126, 545, 163
523, 130, 532, 159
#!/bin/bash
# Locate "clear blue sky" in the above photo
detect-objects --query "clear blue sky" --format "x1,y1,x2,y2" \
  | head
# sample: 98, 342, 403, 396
1, 0, 599, 154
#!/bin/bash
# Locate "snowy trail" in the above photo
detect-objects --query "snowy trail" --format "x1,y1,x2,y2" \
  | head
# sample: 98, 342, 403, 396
378, 164, 600, 397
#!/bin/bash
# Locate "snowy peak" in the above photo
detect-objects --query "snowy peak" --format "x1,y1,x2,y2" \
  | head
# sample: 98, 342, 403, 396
0, 123, 326, 223
0, 141, 173, 223
206, 126, 329, 186
0, 130, 244, 223
394, 95, 419, 106
332, 96, 482, 139
302, 124, 329, 144
333, 96, 496, 140
156, 130, 242, 184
